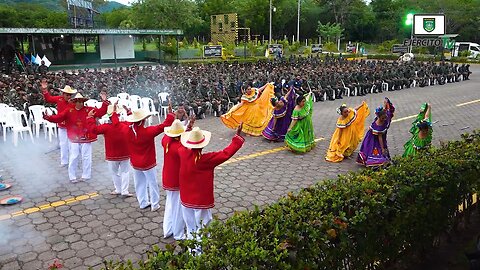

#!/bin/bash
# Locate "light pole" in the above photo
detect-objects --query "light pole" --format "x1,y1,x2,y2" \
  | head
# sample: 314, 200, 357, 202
297, 0, 301, 42
269, 0, 272, 44
405, 13, 414, 53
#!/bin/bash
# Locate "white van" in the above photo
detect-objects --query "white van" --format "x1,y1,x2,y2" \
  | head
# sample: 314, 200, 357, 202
452, 42, 480, 58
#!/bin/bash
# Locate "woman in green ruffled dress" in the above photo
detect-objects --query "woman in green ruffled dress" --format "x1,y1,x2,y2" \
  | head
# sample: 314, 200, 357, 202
285, 92, 316, 153
403, 103, 432, 157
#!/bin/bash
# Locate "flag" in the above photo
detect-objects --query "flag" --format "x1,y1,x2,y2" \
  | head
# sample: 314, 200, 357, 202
42, 55, 52, 67
31, 54, 37, 65
24, 54, 30, 64
35, 54, 42, 65
265, 48, 270, 58
15, 54, 22, 66
15, 54, 25, 72
16, 52, 25, 66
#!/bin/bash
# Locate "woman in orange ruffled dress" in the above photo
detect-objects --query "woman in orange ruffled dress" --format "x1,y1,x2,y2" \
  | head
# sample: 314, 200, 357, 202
325, 101, 370, 162
220, 82, 274, 136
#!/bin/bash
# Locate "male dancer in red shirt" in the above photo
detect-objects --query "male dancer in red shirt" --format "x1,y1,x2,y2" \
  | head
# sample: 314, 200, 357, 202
44, 92, 108, 182
178, 123, 244, 242
87, 104, 132, 196
113, 108, 175, 211
41, 81, 76, 167
161, 115, 194, 240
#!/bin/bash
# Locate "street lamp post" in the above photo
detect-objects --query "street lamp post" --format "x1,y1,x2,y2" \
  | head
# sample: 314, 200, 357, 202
269, 0, 272, 44
297, 0, 301, 42
405, 13, 414, 53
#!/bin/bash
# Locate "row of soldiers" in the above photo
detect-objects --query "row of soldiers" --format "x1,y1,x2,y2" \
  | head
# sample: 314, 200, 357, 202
0, 57, 473, 117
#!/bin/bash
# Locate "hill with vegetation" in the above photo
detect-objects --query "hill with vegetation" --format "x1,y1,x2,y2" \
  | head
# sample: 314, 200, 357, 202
1, 0, 125, 13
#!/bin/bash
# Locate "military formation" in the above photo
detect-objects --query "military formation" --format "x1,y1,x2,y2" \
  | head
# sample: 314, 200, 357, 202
0, 56, 473, 118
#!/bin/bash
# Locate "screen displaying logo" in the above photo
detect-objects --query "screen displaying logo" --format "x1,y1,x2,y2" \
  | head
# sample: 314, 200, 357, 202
423, 18, 436, 32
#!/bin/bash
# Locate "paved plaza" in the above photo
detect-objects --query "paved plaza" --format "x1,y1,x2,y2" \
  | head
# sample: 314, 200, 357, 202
0, 66, 479, 269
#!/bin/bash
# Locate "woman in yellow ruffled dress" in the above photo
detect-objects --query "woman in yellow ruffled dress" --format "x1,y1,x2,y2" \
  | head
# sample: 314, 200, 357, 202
325, 101, 370, 162
220, 83, 274, 136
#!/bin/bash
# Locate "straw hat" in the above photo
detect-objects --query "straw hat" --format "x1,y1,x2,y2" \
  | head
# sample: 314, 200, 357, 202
60, 85, 77, 94
164, 119, 186, 137
106, 104, 125, 116
180, 127, 211, 149
70, 93, 88, 102
125, 109, 151, 123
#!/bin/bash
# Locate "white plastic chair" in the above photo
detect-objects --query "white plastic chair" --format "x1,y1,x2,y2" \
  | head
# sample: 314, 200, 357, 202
226, 95, 234, 110
0, 103, 9, 125
28, 105, 47, 138
117, 98, 130, 110
84, 99, 99, 108
11, 111, 34, 146
2, 107, 16, 142
117, 93, 130, 100
108, 97, 119, 105
157, 92, 170, 119
382, 82, 389, 92
44, 107, 58, 142
141, 97, 160, 125
129, 95, 142, 111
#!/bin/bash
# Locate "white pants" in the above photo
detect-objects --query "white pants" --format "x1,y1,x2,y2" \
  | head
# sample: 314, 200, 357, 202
181, 206, 212, 241
68, 142, 92, 181
108, 160, 131, 195
163, 190, 185, 240
58, 128, 69, 165
133, 167, 160, 210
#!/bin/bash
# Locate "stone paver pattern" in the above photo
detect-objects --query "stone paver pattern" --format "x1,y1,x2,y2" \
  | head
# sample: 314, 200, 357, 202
0, 66, 479, 269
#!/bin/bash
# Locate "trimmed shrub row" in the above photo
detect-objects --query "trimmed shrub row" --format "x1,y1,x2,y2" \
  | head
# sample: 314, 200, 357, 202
103, 131, 480, 270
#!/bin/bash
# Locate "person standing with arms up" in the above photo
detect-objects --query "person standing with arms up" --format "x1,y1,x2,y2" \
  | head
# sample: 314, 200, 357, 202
113, 106, 175, 211
41, 80, 76, 167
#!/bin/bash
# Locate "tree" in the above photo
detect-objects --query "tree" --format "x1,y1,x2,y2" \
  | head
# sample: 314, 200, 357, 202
344, 0, 376, 42
316, 22, 344, 42
103, 8, 131, 28
131, 0, 202, 30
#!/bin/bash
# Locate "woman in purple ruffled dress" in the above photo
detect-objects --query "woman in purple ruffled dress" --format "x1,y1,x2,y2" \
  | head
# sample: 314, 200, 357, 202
357, 98, 395, 167
262, 87, 295, 142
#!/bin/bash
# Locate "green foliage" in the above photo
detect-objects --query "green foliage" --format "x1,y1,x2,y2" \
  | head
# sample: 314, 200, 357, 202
323, 41, 338, 52
101, 128, 480, 269
103, 7, 131, 28
459, 50, 472, 57
316, 22, 344, 42
376, 39, 398, 53
192, 37, 200, 49
160, 38, 178, 58
288, 41, 302, 54
0, 3, 68, 28
131, 0, 202, 30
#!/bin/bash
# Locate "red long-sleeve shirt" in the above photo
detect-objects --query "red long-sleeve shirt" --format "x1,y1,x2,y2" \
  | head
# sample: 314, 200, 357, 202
45, 102, 109, 143
42, 90, 72, 128
161, 136, 182, 191
113, 113, 175, 171
87, 117, 129, 161
178, 135, 244, 209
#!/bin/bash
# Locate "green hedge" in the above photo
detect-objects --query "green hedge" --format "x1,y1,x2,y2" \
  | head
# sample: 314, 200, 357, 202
102, 131, 480, 270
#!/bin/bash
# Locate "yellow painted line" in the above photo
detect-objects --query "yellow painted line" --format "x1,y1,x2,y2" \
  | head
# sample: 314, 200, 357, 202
0, 192, 99, 221
391, 114, 417, 123
456, 99, 480, 107
221, 137, 325, 166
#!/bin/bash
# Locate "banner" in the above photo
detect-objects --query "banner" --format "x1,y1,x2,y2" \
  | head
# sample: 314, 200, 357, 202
203, 45, 222, 58
392, 45, 409, 53
413, 14, 445, 36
